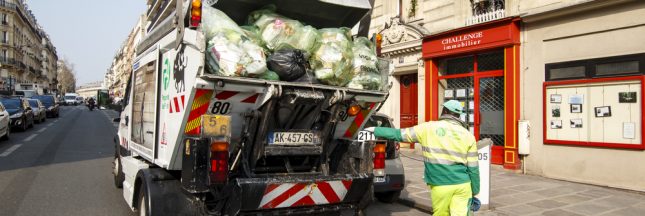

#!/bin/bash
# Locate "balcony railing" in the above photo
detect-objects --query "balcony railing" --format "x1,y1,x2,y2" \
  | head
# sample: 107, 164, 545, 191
466, 9, 505, 26
0, 1, 17, 11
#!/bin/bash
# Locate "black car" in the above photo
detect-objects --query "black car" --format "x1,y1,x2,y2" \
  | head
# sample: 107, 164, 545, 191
31, 95, 59, 118
0, 97, 34, 131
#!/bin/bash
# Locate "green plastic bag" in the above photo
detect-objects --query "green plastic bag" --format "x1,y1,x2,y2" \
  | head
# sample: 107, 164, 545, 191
348, 37, 382, 90
202, 7, 267, 77
311, 28, 354, 86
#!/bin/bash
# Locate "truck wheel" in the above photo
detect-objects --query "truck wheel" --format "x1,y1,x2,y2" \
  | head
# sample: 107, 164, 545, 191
375, 191, 401, 203
137, 188, 149, 216
356, 184, 373, 215
113, 156, 125, 188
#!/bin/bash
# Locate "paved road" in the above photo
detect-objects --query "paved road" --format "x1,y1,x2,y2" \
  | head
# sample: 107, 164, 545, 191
0, 106, 427, 216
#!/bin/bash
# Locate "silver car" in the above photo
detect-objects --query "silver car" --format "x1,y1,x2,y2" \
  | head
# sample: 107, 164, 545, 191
27, 99, 46, 123
360, 113, 405, 203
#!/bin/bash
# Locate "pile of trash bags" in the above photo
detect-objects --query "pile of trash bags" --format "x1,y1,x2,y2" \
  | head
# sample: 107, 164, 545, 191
203, 6, 385, 90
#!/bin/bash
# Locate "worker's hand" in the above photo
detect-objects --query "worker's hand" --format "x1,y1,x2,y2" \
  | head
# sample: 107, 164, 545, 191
363, 127, 375, 133
470, 197, 481, 212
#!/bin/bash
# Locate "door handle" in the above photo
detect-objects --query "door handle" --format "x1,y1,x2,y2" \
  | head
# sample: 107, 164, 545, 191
146, 131, 154, 135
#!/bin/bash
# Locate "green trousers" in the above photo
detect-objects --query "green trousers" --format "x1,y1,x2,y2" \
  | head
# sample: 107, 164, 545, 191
429, 182, 472, 216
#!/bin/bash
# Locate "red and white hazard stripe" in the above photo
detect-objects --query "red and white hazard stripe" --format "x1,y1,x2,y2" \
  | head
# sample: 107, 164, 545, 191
259, 180, 352, 209
215, 91, 259, 104
169, 95, 186, 113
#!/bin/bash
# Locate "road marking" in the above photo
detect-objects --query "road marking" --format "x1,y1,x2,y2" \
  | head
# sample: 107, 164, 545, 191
47, 123, 54, 126
24, 134, 38, 142
0, 144, 22, 157
37, 127, 47, 133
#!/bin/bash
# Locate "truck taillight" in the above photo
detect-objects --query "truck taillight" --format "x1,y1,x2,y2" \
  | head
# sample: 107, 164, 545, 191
373, 142, 386, 177
209, 141, 228, 184
190, 0, 202, 27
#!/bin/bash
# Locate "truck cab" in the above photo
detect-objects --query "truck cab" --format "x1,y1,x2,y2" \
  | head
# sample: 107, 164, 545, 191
113, 1, 389, 215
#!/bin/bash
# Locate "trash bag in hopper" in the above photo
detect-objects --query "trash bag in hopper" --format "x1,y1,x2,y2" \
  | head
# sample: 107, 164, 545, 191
348, 37, 382, 90
267, 49, 308, 81
311, 28, 354, 86
202, 7, 267, 77
249, 8, 320, 53
258, 70, 280, 81
260, 19, 304, 51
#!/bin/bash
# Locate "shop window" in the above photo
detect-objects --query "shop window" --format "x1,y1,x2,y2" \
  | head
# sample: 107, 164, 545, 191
547, 66, 586, 80
441, 56, 474, 75
596, 61, 639, 76
477, 50, 504, 72
546, 53, 645, 81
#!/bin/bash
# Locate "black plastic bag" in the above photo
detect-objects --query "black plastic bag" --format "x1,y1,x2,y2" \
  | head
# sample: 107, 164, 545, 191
267, 49, 308, 81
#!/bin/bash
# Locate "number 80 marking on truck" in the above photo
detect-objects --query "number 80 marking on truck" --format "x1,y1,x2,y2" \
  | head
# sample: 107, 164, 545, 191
211, 101, 231, 114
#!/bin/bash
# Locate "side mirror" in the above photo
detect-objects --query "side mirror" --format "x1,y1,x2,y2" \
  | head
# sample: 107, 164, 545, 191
113, 117, 121, 122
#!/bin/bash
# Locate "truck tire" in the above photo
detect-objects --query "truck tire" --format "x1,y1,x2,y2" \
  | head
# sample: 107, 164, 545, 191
113, 156, 125, 188
137, 186, 150, 216
375, 191, 401, 203
356, 184, 373, 215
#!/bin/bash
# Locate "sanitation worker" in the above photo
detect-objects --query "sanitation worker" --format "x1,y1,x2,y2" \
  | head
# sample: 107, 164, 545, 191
365, 100, 480, 216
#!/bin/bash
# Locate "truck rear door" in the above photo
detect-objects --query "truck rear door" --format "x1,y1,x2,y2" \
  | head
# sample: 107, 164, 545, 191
129, 48, 160, 160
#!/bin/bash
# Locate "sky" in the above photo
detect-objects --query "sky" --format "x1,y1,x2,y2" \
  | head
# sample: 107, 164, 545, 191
28, 0, 147, 85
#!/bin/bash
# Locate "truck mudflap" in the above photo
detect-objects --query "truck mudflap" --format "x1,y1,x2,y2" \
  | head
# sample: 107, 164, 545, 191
225, 174, 372, 214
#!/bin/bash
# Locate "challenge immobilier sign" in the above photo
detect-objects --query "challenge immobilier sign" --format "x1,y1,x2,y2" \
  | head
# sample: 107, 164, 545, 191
422, 18, 520, 59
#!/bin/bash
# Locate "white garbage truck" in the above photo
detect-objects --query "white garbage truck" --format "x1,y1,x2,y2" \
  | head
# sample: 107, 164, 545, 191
112, 0, 389, 215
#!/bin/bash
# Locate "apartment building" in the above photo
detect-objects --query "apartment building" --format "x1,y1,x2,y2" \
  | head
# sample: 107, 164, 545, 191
370, 0, 645, 191
0, 0, 58, 95
106, 14, 146, 101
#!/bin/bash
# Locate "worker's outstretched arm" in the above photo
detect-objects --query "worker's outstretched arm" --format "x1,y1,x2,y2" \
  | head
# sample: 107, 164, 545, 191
467, 141, 480, 195
370, 127, 420, 143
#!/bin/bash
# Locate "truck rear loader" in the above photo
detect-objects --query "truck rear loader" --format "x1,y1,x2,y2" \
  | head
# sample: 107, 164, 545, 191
112, 0, 390, 215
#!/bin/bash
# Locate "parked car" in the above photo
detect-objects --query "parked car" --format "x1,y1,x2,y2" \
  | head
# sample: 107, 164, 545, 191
358, 113, 405, 203
0, 101, 10, 140
31, 95, 59, 118
28, 99, 46, 123
0, 97, 34, 131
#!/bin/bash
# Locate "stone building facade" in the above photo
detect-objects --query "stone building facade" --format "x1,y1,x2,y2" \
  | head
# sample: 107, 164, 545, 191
0, 0, 57, 94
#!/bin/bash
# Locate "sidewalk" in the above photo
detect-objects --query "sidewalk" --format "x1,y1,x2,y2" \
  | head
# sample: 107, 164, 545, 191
398, 148, 645, 215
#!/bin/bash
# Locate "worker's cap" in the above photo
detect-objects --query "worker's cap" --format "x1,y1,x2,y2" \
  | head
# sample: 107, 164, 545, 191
443, 100, 464, 115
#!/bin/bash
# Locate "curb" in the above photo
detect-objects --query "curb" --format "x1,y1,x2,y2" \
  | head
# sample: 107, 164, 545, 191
397, 197, 433, 214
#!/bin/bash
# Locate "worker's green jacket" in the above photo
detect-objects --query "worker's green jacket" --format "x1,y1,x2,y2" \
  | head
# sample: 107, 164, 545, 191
372, 116, 480, 195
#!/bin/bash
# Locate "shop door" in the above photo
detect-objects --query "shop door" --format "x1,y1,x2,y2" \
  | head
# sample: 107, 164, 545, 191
438, 51, 505, 164
400, 74, 418, 129
476, 76, 505, 165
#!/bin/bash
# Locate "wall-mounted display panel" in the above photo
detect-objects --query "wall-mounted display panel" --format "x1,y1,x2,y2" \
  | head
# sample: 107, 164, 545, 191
543, 76, 645, 149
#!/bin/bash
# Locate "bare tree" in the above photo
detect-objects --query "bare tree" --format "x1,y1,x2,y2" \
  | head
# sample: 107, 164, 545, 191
57, 58, 77, 94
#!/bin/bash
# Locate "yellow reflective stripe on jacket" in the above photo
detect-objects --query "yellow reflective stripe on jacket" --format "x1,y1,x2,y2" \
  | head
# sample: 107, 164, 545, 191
414, 120, 476, 165
401, 127, 418, 143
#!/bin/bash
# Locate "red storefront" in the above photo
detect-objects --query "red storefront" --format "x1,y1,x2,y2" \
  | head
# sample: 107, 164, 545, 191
422, 18, 521, 169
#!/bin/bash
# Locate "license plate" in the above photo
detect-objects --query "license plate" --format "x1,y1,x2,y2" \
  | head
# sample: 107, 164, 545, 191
269, 132, 320, 145
374, 177, 386, 183
357, 130, 375, 142
201, 114, 231, 137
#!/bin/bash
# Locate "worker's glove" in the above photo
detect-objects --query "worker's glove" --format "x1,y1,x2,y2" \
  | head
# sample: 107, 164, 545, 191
363, 127, 376, 133
470, 197, 481, 212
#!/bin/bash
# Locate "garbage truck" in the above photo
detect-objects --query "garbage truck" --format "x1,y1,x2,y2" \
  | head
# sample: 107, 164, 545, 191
112, 0, 389, 215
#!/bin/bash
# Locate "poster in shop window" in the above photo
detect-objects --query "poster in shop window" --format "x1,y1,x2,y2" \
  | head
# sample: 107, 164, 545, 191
569, 94, 584, 104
